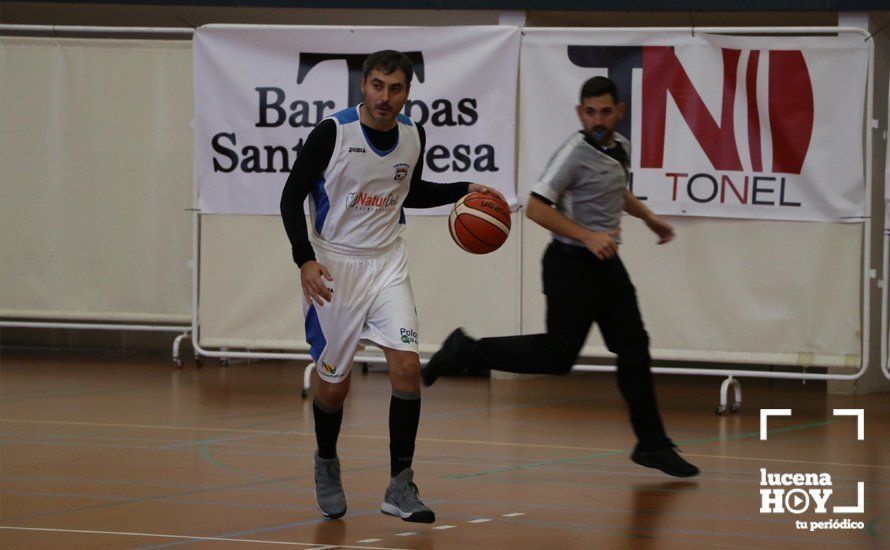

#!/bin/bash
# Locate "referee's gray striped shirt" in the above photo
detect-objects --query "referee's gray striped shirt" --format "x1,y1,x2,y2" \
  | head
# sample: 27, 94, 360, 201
531, 131, 631, 247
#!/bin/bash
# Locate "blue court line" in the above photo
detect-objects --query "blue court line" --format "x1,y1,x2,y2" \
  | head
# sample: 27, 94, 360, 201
0, 432, 178, 444
196, 443, 266, 482
1, 489, 327, 513
221, 408, 306, 420
160, 432, 272, 450
1, 474, 228, 491
240, 393, 610, 430
0, 386, 144, 402
2, 490, 133, 502
341, 394, 602, 428
0, 472, 313, 523
0, 440, 158, 450
450, 419, 835, 479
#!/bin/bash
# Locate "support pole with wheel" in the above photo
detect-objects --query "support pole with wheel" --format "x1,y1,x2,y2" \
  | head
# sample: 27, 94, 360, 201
716, 376, 742, 415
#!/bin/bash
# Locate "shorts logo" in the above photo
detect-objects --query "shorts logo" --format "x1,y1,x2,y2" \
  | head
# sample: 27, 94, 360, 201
400, 328, 418, 344
393, 163, 410, 182
321, 361, 337, 375
348, 147, 366, 153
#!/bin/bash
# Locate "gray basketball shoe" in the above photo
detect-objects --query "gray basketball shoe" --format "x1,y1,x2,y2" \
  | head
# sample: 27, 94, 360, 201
314, 452, 346, 519
380, 468, 436, 523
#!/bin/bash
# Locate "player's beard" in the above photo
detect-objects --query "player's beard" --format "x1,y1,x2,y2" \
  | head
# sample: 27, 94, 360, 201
586, 125, 613, 147
367, 102, 396, 127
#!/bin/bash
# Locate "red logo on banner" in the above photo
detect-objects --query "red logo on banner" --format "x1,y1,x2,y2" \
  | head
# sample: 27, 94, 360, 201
639, 47, 814, 174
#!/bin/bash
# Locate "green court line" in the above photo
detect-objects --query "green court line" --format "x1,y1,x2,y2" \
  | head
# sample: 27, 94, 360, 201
449, 419, 834, 479
865, 517, 885, 539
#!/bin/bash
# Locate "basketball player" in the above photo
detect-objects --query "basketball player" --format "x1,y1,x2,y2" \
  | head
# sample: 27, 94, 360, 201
280, 50, 504, 522
422, 76, 699, 478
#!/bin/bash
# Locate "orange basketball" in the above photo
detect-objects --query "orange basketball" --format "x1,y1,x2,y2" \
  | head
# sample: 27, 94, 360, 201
448, 192, 511, 254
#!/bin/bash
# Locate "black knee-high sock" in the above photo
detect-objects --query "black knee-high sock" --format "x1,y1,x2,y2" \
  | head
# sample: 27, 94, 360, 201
313, 398, 343, 459
389, 391, 421, 477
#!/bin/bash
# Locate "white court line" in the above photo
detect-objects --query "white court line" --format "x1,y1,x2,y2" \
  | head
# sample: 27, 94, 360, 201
502, 513, 525, 517
0, 526, 409, 549
468, 518, 492, 523
357, 540, 382, 544
394, 532, 417, 536
433, 525, 456, 530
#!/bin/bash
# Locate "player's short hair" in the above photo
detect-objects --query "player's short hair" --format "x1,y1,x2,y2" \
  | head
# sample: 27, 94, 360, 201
362, 50, 414, 84
580, 76, 619, 103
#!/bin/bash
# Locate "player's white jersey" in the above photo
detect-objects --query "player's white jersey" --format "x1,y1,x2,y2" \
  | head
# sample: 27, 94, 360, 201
307, 104, 421, 255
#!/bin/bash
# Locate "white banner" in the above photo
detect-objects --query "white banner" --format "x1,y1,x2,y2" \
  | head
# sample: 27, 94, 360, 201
194, 25, 519, 215
520, 29, 869, 223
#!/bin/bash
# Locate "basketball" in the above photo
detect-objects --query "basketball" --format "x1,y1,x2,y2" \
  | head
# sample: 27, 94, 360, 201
448, 192, 511, 254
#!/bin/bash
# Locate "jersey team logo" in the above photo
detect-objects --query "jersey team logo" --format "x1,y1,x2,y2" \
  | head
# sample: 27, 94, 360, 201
393, 163, 410, 182
346, 192, 399, 211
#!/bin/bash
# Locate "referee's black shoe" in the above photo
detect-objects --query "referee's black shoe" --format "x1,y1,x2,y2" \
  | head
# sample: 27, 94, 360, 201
631, 444, 700, 478
422, 328, 471, 386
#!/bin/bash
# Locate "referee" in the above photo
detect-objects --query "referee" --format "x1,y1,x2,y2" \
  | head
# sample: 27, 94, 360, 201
423, 76, 698, 478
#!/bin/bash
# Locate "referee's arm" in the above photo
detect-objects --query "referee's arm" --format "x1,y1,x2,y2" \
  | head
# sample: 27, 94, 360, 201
526, 194, 619, 260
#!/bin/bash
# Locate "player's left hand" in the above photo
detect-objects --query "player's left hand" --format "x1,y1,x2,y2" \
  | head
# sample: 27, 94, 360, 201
468, 183, 508, 206
645, 215, 675, 244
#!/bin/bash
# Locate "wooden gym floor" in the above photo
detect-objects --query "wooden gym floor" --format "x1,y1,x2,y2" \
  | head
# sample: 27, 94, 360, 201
0, 349, 887, 549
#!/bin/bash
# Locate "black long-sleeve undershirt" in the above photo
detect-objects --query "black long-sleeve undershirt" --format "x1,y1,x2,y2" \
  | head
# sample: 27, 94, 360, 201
280, 118, 470, 266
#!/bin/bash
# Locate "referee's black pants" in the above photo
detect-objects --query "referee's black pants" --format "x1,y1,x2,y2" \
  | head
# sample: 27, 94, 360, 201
462, 240, 672, 451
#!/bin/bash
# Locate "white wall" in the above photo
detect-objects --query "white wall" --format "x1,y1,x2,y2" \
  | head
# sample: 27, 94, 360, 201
0, 30, 875, 369
0, 38, 193, 322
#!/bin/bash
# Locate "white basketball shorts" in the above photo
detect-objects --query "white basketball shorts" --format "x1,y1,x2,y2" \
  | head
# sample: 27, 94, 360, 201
303, 238, 419, 383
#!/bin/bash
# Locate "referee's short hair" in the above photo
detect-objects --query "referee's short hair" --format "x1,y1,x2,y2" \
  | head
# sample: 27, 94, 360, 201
580, 76, 619, 103
363, 50, 414, 84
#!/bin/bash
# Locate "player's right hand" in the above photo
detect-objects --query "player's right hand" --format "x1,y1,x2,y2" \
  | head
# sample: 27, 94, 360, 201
584, 228, 620, 260
300, 260, 334, 306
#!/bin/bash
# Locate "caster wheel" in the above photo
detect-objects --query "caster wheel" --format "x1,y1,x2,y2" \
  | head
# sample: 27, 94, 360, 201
715, 404, 727, 415
361, 363, 369, 374
220, 359, 229, 367
173, 359, 182, 369
730, 402, 741, 413
301, 389, 308, 398
195, 357, 203, 368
